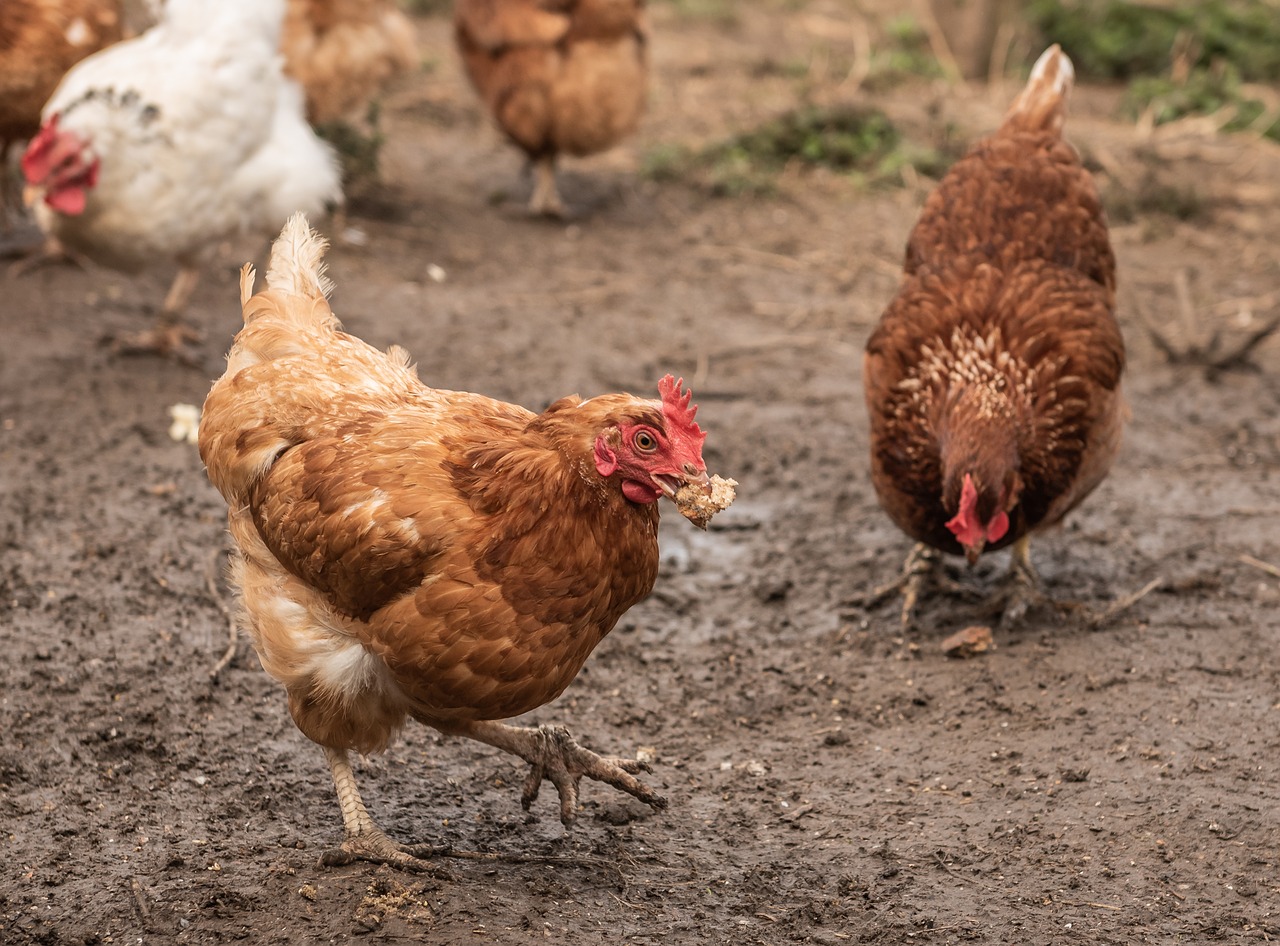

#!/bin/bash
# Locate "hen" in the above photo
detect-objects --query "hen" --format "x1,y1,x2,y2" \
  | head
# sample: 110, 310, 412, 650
19, 0, 341, 359
280, 0, 417, 125
862, 46, 1125, 626
454, 0, 648, 216
0, 0, 124, 225
199, 214, 733, 871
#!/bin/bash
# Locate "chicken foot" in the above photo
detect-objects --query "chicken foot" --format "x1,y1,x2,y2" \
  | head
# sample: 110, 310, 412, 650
110, 266, 204, 363
990, 536, 1047, 626
852, 543, 979, 629
319, 746, 451, 876
455, 720, 667, 824
982, 538, 1162, 629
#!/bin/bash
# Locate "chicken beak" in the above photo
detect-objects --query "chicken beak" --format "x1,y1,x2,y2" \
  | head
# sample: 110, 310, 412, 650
653, 466, 709, 500
964, 539, 985, 566
22, 185, 40, 209
680, 468, 711, 498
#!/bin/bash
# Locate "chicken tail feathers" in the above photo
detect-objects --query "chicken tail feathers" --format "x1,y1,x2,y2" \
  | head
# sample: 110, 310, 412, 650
229, 214, 340, 370
1001, 45, 1073, 138
240, 263, 257, 307
266, 212, 335, 301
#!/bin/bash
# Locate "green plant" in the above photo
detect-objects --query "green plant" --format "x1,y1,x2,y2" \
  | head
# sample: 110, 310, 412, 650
1029, 0, 1280, 81
863, 14, 944, 90
315, 103, 387, 184
642, 106, 963, 196
1127, 64, 1280, 142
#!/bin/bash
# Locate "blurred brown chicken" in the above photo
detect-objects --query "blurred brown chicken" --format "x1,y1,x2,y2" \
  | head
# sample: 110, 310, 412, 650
0, 0, 124, 223
863, 46, 1126, 626
454, 0, 648, 216
199, 214, 731, 871
280, 0, 417, 125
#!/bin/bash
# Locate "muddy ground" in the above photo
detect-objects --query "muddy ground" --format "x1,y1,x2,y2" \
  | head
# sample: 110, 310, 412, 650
2, 3, 1279, 944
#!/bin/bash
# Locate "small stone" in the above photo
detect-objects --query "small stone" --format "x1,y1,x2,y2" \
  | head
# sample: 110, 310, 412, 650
941, 625, 995, 659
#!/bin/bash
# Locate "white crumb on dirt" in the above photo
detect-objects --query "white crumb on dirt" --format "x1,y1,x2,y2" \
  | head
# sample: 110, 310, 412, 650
167, 404, 200, 444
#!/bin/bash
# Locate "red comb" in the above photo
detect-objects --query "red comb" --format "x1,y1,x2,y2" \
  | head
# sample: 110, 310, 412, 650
20, 114, 60, 184
658, 375, 706, 450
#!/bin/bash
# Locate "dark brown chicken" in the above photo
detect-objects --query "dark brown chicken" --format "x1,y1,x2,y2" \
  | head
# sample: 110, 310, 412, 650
199, 214, 733, 871
454, 0, 647, 216
863, 46, 1125, 625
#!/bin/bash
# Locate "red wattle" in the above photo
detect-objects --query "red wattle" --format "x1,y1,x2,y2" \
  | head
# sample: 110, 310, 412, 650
622, 480, 659, 504
46, 185, 87, 216
986, 510, 1009, 543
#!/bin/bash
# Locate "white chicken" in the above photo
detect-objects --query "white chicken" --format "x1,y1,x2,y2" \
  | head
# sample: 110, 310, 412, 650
20, 0, 341, 359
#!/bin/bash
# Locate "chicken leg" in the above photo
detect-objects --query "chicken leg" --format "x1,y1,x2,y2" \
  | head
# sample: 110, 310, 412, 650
528, 156, 566, 218
319, 746, 449, 875
854, 543, 980, 629
992, 535, 1046, 626
453, 720, 666, 824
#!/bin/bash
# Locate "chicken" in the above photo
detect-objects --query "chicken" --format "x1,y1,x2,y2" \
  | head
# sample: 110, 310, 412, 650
454, 0, 648, 217
862, 46, 1125, 627
19, 0, 341, 360
198, 214, 734, 871
0, 0, 124, 226
280, 0, 418, 126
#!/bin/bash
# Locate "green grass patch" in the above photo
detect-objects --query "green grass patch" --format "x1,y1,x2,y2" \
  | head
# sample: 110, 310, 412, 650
863, 14, 945, 90
1030, 1, 1280, 143
642, 106, 962, 196
315, 103, 388, 184
1029, 0, 1280, 81
1127, 65, 1280, 142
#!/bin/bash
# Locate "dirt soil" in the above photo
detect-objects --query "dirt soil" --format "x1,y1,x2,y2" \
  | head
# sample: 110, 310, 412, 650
3, 4, 1280, 944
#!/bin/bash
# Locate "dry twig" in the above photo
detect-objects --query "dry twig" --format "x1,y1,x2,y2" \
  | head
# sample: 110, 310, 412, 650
206, 545, 239, 682
1239, 554, 1280, 580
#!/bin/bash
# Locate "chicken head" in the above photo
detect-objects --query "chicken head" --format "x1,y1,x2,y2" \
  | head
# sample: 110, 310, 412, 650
593, 375, 711, 512
945, 472, 1014, 564
21, 114, 99, 216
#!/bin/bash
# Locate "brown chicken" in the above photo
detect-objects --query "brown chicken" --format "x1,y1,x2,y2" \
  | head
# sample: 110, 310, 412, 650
862, 46, 1125, 626
199, 214, 733, 871
454, 0, 647, 216
0, 0, 124, 223
280, 0, 417, 125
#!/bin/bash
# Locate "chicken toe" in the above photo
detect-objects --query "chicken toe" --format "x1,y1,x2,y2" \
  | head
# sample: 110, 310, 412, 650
110, 316, 204, 365
321, 747, 450, 877
6, 235, 86, 273
853, 543, 978, 628
994, 536, 1048, 626
459, 720, 667, 824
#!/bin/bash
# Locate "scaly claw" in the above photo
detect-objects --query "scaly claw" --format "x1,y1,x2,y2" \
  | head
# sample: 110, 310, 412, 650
321, 827, 452, 879
520, 725, 666, 824
110, 321, 204, 363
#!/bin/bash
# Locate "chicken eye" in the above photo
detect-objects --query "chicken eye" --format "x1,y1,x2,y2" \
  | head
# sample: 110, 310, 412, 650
633, 430, 658, 452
